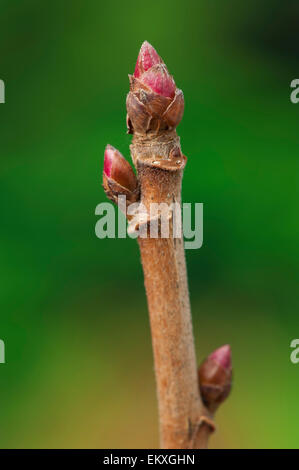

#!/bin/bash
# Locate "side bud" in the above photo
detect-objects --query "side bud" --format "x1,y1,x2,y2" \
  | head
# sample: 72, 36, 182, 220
198, 345, 232, 413
103, 145, 139, 205
126, 41, 184, 135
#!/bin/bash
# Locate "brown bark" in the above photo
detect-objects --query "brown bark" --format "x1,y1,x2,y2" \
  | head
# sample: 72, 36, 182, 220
103, 41, 232, 450
130, 131, 215, 449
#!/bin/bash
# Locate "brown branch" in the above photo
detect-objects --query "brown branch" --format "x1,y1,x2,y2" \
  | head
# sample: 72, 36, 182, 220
102, 41, 232, 449
129, 132, 210, 448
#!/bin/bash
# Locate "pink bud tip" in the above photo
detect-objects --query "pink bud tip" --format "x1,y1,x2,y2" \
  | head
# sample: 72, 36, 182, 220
140, 64, 176, 99
134, 41, 163, 79
209, 344, 232, 370
104, 144, 114, 178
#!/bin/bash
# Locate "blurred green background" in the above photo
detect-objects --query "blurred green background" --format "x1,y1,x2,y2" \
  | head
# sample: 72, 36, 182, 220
0, 0, 298, 448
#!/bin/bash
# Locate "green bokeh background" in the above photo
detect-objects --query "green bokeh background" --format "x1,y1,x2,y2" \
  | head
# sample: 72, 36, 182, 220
0, 0, 298, 448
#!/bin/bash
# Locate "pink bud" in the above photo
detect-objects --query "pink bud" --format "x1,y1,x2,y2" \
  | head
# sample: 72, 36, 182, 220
140, 64, 176, 99
103, 145, 137, 192
198, 344, 232, 412
127, 41, 183, 133
209, 344, 232, 370
134, 41, 163, 79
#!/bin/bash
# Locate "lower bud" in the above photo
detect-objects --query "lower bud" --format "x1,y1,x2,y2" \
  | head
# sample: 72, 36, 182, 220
198, 345, 232, 413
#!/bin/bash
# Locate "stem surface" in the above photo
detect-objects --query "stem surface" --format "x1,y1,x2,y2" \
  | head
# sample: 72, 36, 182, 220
130, 134, 212, 448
